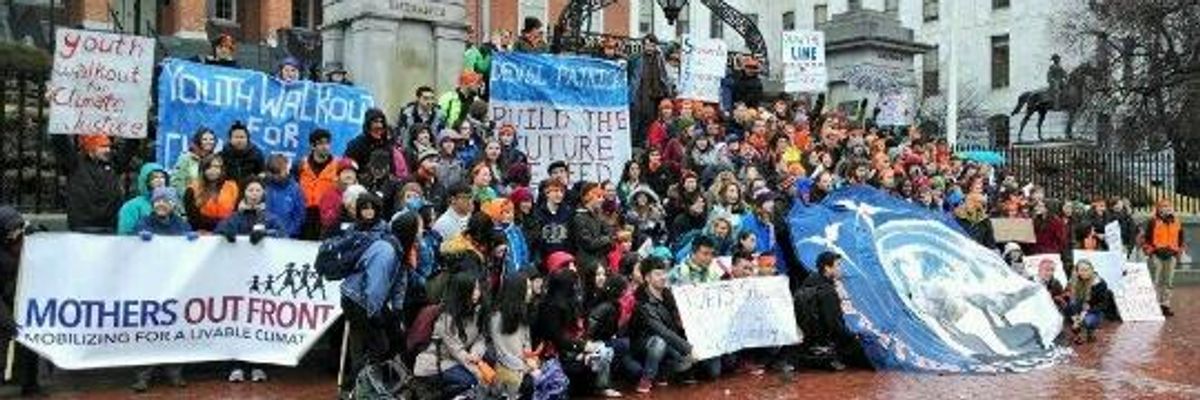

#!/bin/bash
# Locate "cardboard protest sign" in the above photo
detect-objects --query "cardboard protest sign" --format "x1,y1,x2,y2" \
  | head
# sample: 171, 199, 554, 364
1114, 263, 1165, 322
673, 277, 801, 360
678, 36, 727, 103
1024, 254, 1068, 287
489, 52, 631, 184
155, 58, 375, 168
48, 28, 155, 138
783, 31, 827, 93
992, 218, 1036, 243
17, 234, 339, 369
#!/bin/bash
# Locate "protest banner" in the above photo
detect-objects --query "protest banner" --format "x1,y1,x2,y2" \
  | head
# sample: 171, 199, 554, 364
1074, 250, 1126, 293
876, 91, 914, 126
48, 28, 155, 138
1104, 221, 1125, 257
678, 36, 727, 103
783, 31, 827, 93
155, 58, 375, 168
992, 218, 1036, 243
489, 52, 631, 184
16, 234, 339, 369
673, 276, 801, 360
1114, 263, 1165, 322
1023, 254, 1068, 287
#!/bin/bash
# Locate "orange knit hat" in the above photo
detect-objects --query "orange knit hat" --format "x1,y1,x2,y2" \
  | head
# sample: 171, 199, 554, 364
78, 134, 111, 154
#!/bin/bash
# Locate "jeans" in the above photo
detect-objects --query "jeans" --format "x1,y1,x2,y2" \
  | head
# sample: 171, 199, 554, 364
639, 336, 686, 381
442, 364, 480, 396
1149, 255, 1177, 307
606, 337, 644, 378
340, 297, 400, 391
1065, 302, 1104, 332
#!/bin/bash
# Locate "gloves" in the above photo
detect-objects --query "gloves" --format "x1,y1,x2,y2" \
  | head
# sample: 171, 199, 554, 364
186, 231, 199, 241
139, 230, 153, 242
223, 231, 237, 243
250, 229, 267, 245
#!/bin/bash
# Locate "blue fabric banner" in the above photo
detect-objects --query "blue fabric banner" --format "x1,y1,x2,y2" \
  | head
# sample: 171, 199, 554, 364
488, 52, 631, 184
155, 58, 375, 168
787, 186, 1067, 373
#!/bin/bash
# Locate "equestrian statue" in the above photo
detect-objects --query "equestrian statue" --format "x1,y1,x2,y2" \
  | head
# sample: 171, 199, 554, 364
1011, 54, 1100, 142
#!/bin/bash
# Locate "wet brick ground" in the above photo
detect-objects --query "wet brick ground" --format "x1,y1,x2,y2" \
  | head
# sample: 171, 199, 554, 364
5, 286, 1199, 399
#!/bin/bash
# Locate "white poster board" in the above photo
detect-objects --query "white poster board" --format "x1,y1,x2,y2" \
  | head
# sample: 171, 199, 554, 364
673, 276, 801, 360
1104, 221, 1125, 257
678, 36, 727, 103
1074, 250, 1127, 293
48, 28, 155, 138
1114, 263, 1165, 322
1024, 254, 1068, 287
876, 91, 914, 126
16, 234, 339, 369
782, 31, 827, 93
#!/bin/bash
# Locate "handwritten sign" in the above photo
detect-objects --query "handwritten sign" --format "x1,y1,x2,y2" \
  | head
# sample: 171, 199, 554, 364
992, 218, 1036, 243
678, 36, 727, 103
1104, 221, 1125, 257
489, 52, 631, 184
876, 91, 914, 126
1024, 254, 1068, 287
1114, 263, 1165, 322
155, 58, 375, 168
783, 31, 826, 93
1074, 250, 1127, 294
673, 276, 801, 360
48, 29, 155, 138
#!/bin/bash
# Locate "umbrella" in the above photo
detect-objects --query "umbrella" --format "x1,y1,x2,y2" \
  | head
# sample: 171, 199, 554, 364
957, 150, 1006, 166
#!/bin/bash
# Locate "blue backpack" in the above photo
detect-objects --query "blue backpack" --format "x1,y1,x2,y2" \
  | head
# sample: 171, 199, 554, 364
314, 231, 389, 281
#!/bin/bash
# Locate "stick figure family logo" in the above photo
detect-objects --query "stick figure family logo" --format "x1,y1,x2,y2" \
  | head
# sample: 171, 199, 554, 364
248, 263, 327, 300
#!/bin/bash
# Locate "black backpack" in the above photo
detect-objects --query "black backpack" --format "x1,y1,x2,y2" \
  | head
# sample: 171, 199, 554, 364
314, 231, 388, 281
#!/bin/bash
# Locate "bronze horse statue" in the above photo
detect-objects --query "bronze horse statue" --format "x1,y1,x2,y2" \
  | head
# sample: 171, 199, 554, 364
1010, 63, 1100, 142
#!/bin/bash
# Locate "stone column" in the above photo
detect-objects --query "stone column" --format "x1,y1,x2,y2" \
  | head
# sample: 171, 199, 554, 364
434, 24, 468, 95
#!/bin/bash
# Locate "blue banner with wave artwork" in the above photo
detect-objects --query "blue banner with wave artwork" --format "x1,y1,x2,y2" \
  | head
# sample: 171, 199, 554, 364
155, 58, 375, 168
787, 186, 1067, 373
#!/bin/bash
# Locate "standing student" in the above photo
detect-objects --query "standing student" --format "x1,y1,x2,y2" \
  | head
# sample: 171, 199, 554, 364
263, 154, 307, 238
183, 155, 239, 232
117, 163, 170, 235
1143, 199, 1186, 317
295, 129, 341, 240
65, 134, 123, 233
171, 128, 218, 194
0, 207, 41, 396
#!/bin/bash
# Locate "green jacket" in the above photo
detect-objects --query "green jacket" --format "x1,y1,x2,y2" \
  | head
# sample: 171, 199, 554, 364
439, 90, 471, 129
170, 152, 201, 194
464, 46, 492, 77
117, 163, 167, 235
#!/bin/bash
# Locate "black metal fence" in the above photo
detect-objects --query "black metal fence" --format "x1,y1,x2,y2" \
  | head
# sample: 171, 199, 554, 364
0, 70, 60, 213
956, 144, 1200, 214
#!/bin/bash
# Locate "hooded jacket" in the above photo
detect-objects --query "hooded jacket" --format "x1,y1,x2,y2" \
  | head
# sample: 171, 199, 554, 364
532, 199, 572, 259
265, 175, 307, 237
117, 163, 168, 235
569, 207, 613, 271
66, 153, 123, 233
345, 109, 392, 169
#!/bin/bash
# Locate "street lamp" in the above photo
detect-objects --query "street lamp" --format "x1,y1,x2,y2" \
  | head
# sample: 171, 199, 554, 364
657, 0, 689, 26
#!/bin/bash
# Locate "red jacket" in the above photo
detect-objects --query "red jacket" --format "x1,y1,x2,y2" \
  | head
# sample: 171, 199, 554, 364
647, 119, 670, 150
1029, 216, 1069, 255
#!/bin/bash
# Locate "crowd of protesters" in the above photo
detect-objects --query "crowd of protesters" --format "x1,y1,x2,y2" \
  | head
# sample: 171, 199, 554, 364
0, 19, 1190, 398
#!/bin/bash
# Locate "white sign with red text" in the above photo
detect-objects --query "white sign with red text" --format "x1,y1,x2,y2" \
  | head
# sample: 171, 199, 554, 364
16, 234, 339, 369
678, 36, 727, 103
48, 28, 155, 138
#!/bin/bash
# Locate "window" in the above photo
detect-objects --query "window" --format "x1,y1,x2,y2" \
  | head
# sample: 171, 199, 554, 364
886, 0, 900, 13
782, 11, 795, 31
212, 0, 236, 21
923, 0, 938, 22
991, 34, 1010, 88
586, 9, 604, 33
923, 46, 939, 97
993, 0, 1010, 9
710, 12, 723, 39
519, 0, 548, 33
292, 0, 314, 29
814, 5, 828, 26
675, 4, 690, 37
638, 0, 654, 35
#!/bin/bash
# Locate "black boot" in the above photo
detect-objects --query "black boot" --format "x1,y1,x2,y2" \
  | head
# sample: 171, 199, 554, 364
1161, 305, 1175, 317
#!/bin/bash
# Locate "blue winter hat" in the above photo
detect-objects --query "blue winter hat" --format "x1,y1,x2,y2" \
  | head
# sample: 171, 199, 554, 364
794, 177, 814, 197
151, 187, 179, 205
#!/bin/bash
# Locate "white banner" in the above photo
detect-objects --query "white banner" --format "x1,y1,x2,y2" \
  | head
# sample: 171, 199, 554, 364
48, 28, 155, 138
678, 36, 727, 103
673, 276, 801, 360
16, 234, 340, 369
783, 31, 827, 93
1114, 263, 1165, 322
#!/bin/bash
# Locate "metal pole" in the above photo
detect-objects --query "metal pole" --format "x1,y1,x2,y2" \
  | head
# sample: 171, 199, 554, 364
946, 0, 958, 148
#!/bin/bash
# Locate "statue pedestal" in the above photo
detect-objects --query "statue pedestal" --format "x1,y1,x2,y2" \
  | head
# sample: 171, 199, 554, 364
322, 0, 469, 116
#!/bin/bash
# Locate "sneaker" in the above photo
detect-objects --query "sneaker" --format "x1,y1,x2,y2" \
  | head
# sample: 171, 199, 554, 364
1161, 306, 1175, 317
598, 388, 623, 398
251, 368, 268, 382
636, 378, 653, 394
228, 368, 246, 383
829, 360, 847, 371
130, 379, 149, 393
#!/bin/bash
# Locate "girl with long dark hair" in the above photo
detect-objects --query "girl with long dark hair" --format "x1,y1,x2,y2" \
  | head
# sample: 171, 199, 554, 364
533, 269, 622, 398
413, 272, 487, 396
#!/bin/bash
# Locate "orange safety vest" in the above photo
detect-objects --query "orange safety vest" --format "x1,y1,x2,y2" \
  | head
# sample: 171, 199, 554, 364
298, 157, 340, 208
1151, 217, 1183, 252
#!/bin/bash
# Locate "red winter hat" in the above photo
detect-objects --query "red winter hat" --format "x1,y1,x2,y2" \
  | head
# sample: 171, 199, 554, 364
509, 186, 534, 205
545, 251, 575, 275
337, 158, 359, 172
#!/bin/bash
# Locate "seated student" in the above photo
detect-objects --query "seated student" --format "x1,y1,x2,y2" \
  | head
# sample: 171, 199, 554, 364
1032, 259, 1068, 312
487, 274, 540, 399
587, 275, 644, 382
413, 272, 487, 397
533, 269, 622, 398
129, 187, 195, 393
668, 235, 723, 286
117, 163, 170, 235
1066, 260, 1117, 344
794, 252, 858, 371
631, 257, 697, 394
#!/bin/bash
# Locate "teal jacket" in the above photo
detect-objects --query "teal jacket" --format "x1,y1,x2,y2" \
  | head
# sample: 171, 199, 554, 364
117, 163, 168, 235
